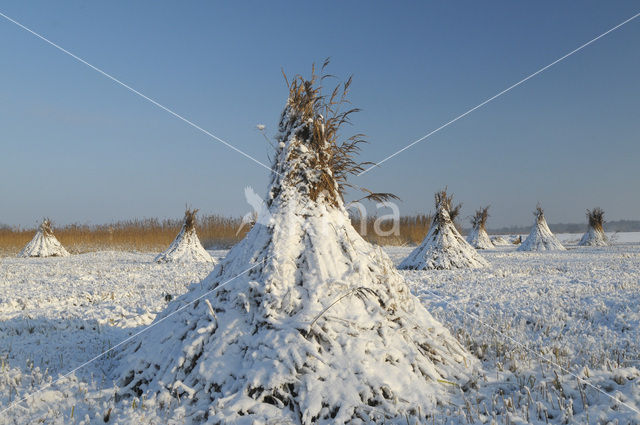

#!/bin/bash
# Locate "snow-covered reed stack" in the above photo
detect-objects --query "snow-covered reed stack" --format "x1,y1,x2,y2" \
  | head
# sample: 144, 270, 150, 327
399, 190, 488, 269
490, 236, 510, 246
115, 64, 475, 424
466, 206, 494, 249
578, 207, 608, 246
154, 208, 214, 263
17, 219, 69, 258
517, 205, 565, 251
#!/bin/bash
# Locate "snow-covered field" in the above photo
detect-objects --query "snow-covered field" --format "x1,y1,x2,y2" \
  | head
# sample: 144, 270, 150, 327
1, 237, 639, 424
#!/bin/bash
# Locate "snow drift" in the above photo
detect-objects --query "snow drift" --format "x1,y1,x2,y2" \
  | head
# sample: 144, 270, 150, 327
579, 208, 608, 247
155, 208, 214, 263
115, 67, 476, 424
399, 190, 488, 270
517, 206, 565, 252
17, 219, 69, 258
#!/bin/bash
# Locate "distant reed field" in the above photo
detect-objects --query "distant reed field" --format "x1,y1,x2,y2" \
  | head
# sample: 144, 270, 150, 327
0, 214, 432, 256
0, 216, 247, 256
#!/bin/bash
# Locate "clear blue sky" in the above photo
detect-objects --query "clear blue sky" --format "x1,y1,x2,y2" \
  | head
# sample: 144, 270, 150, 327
1, 1, 639, 228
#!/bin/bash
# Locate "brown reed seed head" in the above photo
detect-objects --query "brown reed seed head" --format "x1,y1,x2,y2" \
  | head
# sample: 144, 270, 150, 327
40, 219, 53, 236
534, 204, 545, 223
471, 206, 490, 230
434, 189, 461, 224
273, 59, 396, 207
449, 202, 463, 223
184, 208, 199, 232
587, 207, 605, 231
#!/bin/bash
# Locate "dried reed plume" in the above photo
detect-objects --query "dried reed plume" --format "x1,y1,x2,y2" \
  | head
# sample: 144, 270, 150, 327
587, 207, 605, 232
534, 204, 545, 223
275, 59, 397, 207
184, 208, 198, 232
449, 203, 463, 223
40, 218, 54, 237
470, 206, 490, 230
434, 189, 462, 224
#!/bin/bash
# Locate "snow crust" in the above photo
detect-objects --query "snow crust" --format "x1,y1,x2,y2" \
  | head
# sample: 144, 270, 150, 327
0, 251, 217, 424
154, 224, 214, 263
17, 227, 69, 258
517, 216, 565, 252
399, 208, 488, 270
390, 244, 640, 424
2, 243, 640, 424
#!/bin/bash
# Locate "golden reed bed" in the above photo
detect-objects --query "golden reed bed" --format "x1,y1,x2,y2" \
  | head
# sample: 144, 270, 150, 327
0, 214, 433, 256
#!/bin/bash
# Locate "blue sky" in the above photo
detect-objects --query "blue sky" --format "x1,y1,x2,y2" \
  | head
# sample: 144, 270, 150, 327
1, 1, 639, 228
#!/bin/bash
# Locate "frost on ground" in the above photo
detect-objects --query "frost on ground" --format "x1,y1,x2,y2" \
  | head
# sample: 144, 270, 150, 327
390, 243, 640, 424
0, 251, 219, 424
1, 243, 639, 424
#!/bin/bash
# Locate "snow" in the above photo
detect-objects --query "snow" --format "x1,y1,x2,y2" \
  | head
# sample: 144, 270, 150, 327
0, 250, 221, 424
607, 231, 640, 244
1, 239, 640, 423
390, 242, 640, 423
